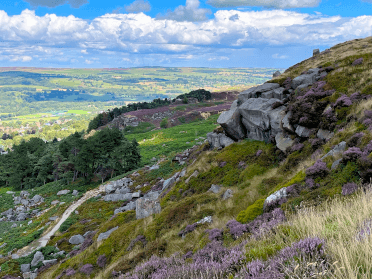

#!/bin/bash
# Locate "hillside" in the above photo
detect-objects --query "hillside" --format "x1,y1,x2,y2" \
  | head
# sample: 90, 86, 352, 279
3, 36, 372, 279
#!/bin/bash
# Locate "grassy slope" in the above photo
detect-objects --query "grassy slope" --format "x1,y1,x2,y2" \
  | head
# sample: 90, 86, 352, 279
5, 36, 372, 278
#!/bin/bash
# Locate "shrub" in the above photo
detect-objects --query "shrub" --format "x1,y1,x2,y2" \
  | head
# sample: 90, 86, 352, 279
346, 132, 364, 147
352, 57, 364, 66
97, 255, 107, 268
334, 94, 352, 107
341, 182, 359, 196
226, 220, 249, 239
237, 199, 265, 224
79, 264, 94, 275
205, 228, 223, 242
305, 160, 329, 178
342, 147, 363, 163
290, 143, 304, 152
160, 118, 168, 129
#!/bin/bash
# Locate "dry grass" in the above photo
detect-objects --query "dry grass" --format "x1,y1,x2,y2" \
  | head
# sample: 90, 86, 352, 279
285, 188, 372, 278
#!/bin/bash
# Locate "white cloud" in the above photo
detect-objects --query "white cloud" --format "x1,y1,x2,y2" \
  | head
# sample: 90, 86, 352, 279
157, 0, 211, 22
272, 53, 288, 59
122, 57, 132, 62
85, 59, 93, 64
206, 0, 321, 9
124, 0, 151, 13
23, 0, 88, 8
8, 55, 33, 62
177, 54, 195, 59
208, 56, 229, 60
81, 49, 88, 54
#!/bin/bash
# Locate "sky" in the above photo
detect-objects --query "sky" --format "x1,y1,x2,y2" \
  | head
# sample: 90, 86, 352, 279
0, 0, 371, 68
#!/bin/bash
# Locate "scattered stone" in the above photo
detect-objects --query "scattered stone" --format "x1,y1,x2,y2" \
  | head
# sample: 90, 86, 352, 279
75, 211, 79, 215
31, 251, 44, 267
131, 191, 141, 198
31, 195, 44, 204
317, 129, 334, 141
185, 170, 199, 184
295, 125, 312, 138
208, 184, 221, 194
21, 264, 31, 273
57, 190, 70, 196
42, 259, 57, 265
49, 216, 58, 221
97, 226, 119, 242
136, 198, 161, 220
11, 254, 19, 259
104, 193, 132, 202
321, 141, 347, 160
72, 190, 79, 196
51, 200, 60, 205
196, 216, 212, 225
11, 223, 17, 228
6, 191, 15, 194
222, 189, 233, 200
331, 159, 342, 170
69, 235, 85, 245
149, 164, 160, 170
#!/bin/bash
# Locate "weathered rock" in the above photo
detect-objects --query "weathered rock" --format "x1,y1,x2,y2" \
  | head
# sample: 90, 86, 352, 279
83, 231, 92, 238
57, 190, 70, 196
116, 187, 131, 195
11, 254, 19, 259
282, 111, 294, 132
208, 184, 221, 194
31, 251, 44, 267
6, 191, 15, 194
72, 190, 79, 196
103, 193, 132, 202
131, 191, 141, 198
239, 98, 284, 142
20, 191, 30, 198
21, 263, 31, 273
105, 184, 116, 194
51, 200, 60, 205
162, 175, 177, 191
136, 198, 161, 219
295, 125, 312, 138
313, 49, 320, 56
238, 83, 280, 103
16, 213, 28, 221
0, 243, 7, 249
321, 141, 347, 160
217, 107, 245, 141
42, 259, 57, 265
49, 216, 58, 221
331, 159, 342, 170
179, 168, 187, 177
291, 69, 319, 90
263, 187, 287, 211
11, 223, 17, 228
196, 216, 212, 225
143, 191, 159, 201
97, 226, 118, 241
21, 199, 30, 206
149, 164, 160, 170
317, 129, 334, 141
273, 71, 281, 78
69, 235, 85, 245
32, 195, 44, 204
275, 132, 294, 152
222, 189, 233, 200
207, 132, 235, 149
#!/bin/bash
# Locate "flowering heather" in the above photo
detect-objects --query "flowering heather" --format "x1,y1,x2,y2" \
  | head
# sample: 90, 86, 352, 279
350, 92, 362, 102
334, 94, 352, 107
79, 264, 94, 275
226, 220, 249, 239
342, 147, 363, 162
305, 178, 316, 189
342, 182, 359, 196
363, 140, 372, 155
206, 228, 224, 241
363, 118, 372, 126
357, 219, 372, 241
182, 251, 193, 260
238, 237, 328, 278
97, 254, 107, 268
256, 150, 263, 157
347, 132, 364, 147
56, 268, 76, 279
305, 160, 329, 178
291, 143, 304, 152
365, 110, 372, 119
352, 57, 364, 66
264, 197, 288, 212
127, 235, 147, 251
178, 223, 198, 237
247, 208, 286, 238
286, 184, 300, 197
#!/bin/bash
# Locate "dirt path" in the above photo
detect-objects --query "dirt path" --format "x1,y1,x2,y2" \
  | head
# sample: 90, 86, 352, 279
16, 184, 106, 257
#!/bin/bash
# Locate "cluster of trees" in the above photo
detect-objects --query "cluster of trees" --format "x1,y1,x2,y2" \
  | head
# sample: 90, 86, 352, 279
0, 128, 141, 190
176, 89, 212, 102
87, 98, 171, 132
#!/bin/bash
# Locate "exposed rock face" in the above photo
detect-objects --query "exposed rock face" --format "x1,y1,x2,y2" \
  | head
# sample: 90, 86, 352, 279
317, 129, 334, 140
273, 71, 281, 78
136, 198, 161, 219
275, 133, 294, 152
321, 141, 347, 160
291, 68, 319, 90
239, 98, 285, 142
217, 107, 245, 141
207, 132, 235, 149
295, 125, 312, 138
208, 184, 221, 194
222, 189, 233, 200
104, 193, 132, 202
264, 187, 288, 211
238, 83, 280, 103
21, 264, 31, 273
313, 49, 320, 56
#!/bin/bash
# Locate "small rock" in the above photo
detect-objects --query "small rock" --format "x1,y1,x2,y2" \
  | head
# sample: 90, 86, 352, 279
295, 125, 312, 138
21, 263, 31, 273
208, 184, 221, 194
57, 189, 70, 196
42, 259, 57, 265
185, 170, 199, 184
11, 254, 19, 259
196, 216, 212, 224
83, 231, 92, 238
72, 190, 79, 196
49, 216, 58, 221
11, 223, 17, 228
313, 49, 320, 56
69, 235, 85, 245
97, 227, 119, 242
0, 243, 7, 249
31, 251, 44, 266
222, 189, 233, 200
331, 159, 342, 170
51, 200, 60, 205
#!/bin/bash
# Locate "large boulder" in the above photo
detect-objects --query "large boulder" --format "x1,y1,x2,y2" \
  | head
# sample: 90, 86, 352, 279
16, 213, 28, 221
136, 198, 161, 219
239, 98, 284, 142
282, 111, 294, 132
238, 83, 280, 103
263, 187, 288, 211
295, 125, 312, 138
21, 264, 31, 273
32, 195, 44, 204
291, 69, 319, 90
217, 107, 245, 141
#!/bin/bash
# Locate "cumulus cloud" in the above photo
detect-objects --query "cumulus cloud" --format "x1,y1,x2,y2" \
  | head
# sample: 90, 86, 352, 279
23, 0, 88, 8
272, 53, 288, 59
206, 0, 321, 8
124, 0, 151, 13
157, 0, 211, 21
85, 59, 93, 64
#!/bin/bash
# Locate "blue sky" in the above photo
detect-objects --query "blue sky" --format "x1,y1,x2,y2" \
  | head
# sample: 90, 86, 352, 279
0, 0, 371, 68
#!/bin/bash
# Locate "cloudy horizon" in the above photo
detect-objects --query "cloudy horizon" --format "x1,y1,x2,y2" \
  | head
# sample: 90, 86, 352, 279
0, 0, 371, 68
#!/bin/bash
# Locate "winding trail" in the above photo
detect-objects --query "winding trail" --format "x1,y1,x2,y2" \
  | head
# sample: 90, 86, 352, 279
16, 184, 106, 257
